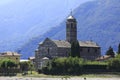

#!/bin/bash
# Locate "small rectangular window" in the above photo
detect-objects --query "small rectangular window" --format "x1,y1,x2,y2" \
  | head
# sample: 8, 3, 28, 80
80, 48, 83, 52
95, 49, 97, 52
88, 48, 90, 52
71, 23, 73, 28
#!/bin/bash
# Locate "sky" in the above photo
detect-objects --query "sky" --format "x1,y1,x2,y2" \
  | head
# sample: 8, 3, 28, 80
0, 0, 93, 6
0, 0, 15, 5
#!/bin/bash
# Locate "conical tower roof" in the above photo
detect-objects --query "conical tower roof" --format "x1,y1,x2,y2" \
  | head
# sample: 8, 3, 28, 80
67, 11, 76, 20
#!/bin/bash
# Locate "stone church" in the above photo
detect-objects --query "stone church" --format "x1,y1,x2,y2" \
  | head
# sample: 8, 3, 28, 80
35, 14, 101, 70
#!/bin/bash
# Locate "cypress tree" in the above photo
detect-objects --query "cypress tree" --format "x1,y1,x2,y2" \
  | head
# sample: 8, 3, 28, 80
75, 41, 80, 57
118, 43, 120, 54
70, 41, 80, 57
106, 46, 115, 57
71, 42, 75, 57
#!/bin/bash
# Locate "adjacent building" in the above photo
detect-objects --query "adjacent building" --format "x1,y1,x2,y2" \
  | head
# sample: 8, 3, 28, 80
0, 51, 21, 63
35, 14, 101, 70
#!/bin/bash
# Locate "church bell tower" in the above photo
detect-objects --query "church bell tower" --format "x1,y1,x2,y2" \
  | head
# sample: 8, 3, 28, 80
66, 13, 77, 43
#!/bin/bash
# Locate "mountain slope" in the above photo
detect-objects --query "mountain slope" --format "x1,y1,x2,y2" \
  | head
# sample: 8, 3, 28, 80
19, 0, 120, 58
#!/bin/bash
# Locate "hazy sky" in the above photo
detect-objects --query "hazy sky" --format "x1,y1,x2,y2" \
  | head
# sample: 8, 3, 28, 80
0, 0, 15, 5
0, 0, 93, 6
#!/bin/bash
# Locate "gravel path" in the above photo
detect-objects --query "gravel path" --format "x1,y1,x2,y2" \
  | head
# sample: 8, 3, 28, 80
0, 77, 120, 80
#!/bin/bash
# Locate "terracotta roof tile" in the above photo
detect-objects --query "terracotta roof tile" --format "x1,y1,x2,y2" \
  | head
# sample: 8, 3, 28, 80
0, 51, 21, 56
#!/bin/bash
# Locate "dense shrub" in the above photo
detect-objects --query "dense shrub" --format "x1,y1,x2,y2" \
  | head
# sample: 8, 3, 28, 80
19, 61, 33, 72
0, 59, 17, 69
42, 57, 108, 75
42, 57, 83, 75
0, 59, 19, 76
107, 55, 120, 72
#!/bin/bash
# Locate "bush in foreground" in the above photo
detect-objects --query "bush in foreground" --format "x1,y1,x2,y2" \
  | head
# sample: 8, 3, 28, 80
42, 57, 108, 75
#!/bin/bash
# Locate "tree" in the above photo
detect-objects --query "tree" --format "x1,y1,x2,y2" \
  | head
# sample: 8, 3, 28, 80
71, 42, 75, 57
118, 43, 120, 54
1, 59, 16, 69
108, 57, 120, 71
116, 54, 120, 58
30, 63, 34, 74
106, 46, 115, 57
42, 57, 83, 75
0, 59, 17, 75
76, 41, 80, 57
70, 41, 80, 57
19, 61, 30, 72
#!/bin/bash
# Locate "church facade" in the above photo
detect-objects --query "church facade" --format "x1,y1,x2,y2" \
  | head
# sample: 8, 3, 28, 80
35, 14, 101, 70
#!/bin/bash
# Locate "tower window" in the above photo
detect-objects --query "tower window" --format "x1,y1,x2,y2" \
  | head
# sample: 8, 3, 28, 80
71, 23, 73, 28
88, 48, 90, 53
95, 49, 97, 52
80, 48, 83, 52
